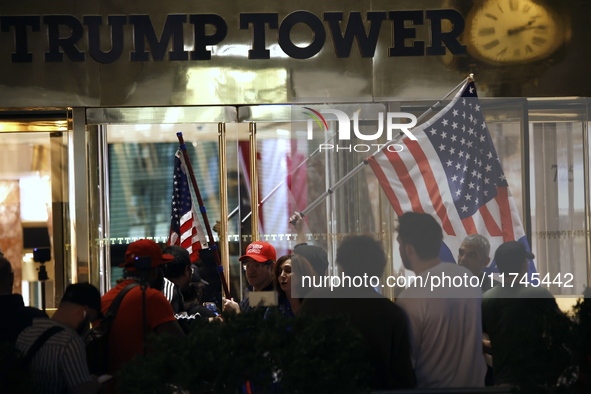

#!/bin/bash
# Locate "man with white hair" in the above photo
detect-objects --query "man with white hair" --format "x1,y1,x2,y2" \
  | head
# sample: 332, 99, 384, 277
458, 234, 498, 291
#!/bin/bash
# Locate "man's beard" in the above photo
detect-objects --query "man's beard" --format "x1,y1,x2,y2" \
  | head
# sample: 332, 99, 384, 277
76, 316, 91, 336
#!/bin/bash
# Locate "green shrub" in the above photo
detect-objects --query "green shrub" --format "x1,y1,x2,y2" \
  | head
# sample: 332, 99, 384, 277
117, 310, 370, 394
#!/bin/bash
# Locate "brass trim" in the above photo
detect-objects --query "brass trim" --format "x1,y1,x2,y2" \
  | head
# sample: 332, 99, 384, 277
0, 120, 68, 133
218, 122, 230, 297
97, 125, 111, 294
249, 122, 259, 241
86, 107, 237, 125
584, 102, 591, 287
0, 108, 67, 112
521, 101, 532, 244
71, 108, 89, 285
87, 124, 101, 289
49, 129, 68, 307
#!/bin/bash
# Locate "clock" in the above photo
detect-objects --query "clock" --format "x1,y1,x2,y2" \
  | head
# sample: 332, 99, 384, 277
464, 0, 567, 65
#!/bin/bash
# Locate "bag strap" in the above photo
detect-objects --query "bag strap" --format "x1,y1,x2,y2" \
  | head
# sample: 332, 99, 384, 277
101, 282, 139, 331
22, 325, 65, 368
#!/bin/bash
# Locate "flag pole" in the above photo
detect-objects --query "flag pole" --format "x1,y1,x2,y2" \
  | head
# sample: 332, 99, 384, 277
227, 129, 340, 222
234, 132, 340, 223
176, 132, 231, 299
296, 75, 472, 220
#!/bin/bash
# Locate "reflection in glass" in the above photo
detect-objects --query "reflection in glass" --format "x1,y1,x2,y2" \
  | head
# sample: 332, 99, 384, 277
0, 131, 64, 309
106, 125, 220, 289
530, 122, 586, 295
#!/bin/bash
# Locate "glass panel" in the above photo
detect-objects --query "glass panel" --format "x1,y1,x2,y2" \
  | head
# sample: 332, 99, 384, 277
225, 122, 250, 300
255, 121, 309, 259
105, 124, 221, 291
530, 121, 586, 295
245, 98, 591, 300
0, 129, 70, 309
250, 103, 394, 292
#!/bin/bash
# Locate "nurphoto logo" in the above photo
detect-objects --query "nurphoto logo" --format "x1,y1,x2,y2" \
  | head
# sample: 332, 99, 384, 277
303, 107, 418, 153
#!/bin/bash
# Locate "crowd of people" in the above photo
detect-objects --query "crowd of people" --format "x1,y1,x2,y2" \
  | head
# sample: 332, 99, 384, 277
0, 212, 587, 393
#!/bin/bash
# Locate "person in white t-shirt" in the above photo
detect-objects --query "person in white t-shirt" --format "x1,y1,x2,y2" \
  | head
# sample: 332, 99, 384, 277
396, 212, 487, 389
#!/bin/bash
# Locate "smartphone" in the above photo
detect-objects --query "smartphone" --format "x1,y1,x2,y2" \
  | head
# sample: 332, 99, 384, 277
203, 302, 220, 316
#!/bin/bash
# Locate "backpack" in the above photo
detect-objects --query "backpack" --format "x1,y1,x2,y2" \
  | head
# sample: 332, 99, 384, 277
84, 282, 138, 375
0, 325, 64, 393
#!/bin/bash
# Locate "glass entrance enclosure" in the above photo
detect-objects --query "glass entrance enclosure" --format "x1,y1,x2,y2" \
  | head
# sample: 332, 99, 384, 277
0, 97, 590, 309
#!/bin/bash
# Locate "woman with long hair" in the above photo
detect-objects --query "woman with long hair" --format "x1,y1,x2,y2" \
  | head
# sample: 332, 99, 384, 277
270, 254, 317, 318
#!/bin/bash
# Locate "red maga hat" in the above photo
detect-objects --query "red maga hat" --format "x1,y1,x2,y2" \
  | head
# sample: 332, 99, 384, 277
120, 239, 174, 271
238, 241, 276, 263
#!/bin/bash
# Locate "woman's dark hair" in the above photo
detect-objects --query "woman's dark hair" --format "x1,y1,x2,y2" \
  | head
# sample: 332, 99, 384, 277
273, 254, 317, 301
274, 254, 292, 301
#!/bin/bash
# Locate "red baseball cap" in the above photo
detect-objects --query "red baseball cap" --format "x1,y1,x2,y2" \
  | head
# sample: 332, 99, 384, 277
120, 239, 174, 271
239, 241, 276, 263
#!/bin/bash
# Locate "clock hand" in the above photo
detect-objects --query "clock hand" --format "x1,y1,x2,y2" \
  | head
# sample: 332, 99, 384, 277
507, 25, 546, 36
507, 17, 540, 36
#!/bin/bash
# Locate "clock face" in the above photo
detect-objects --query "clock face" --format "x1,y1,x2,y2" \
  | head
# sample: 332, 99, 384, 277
465, 0, 565, 64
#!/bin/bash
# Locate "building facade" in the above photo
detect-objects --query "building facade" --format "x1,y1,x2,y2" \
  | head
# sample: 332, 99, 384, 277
0, 0, 589, 306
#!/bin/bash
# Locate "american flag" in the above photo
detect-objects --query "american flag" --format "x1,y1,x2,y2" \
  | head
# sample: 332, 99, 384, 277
168, 150, 207, 262
368, 80, 535, 273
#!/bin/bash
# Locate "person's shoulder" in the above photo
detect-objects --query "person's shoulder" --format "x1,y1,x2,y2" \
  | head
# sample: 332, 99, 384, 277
18, 317, 50, 337
519, 285, 554, 298
439, 261, 472, 276
298, 289, 341, 315
396, 285, 421, 300
102, 280, 134, 299
1, 294, 48, 319
145, 286, 172, 302
303, 287, 339, 299
483, 284, 505, 299
395, 290, 429, 310
22, 318, 76, 342
370, 295, 406, 317
31, 316, 58, 328
23, 306, 49, 320
301, 286, 380, 302
481, 278, 501, 293
0, 293, 24, 309
483, 284, 554, 299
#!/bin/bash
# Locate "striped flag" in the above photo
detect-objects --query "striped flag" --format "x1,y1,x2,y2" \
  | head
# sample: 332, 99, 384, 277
368, 80, 535, 274
168, 150, 207, 262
